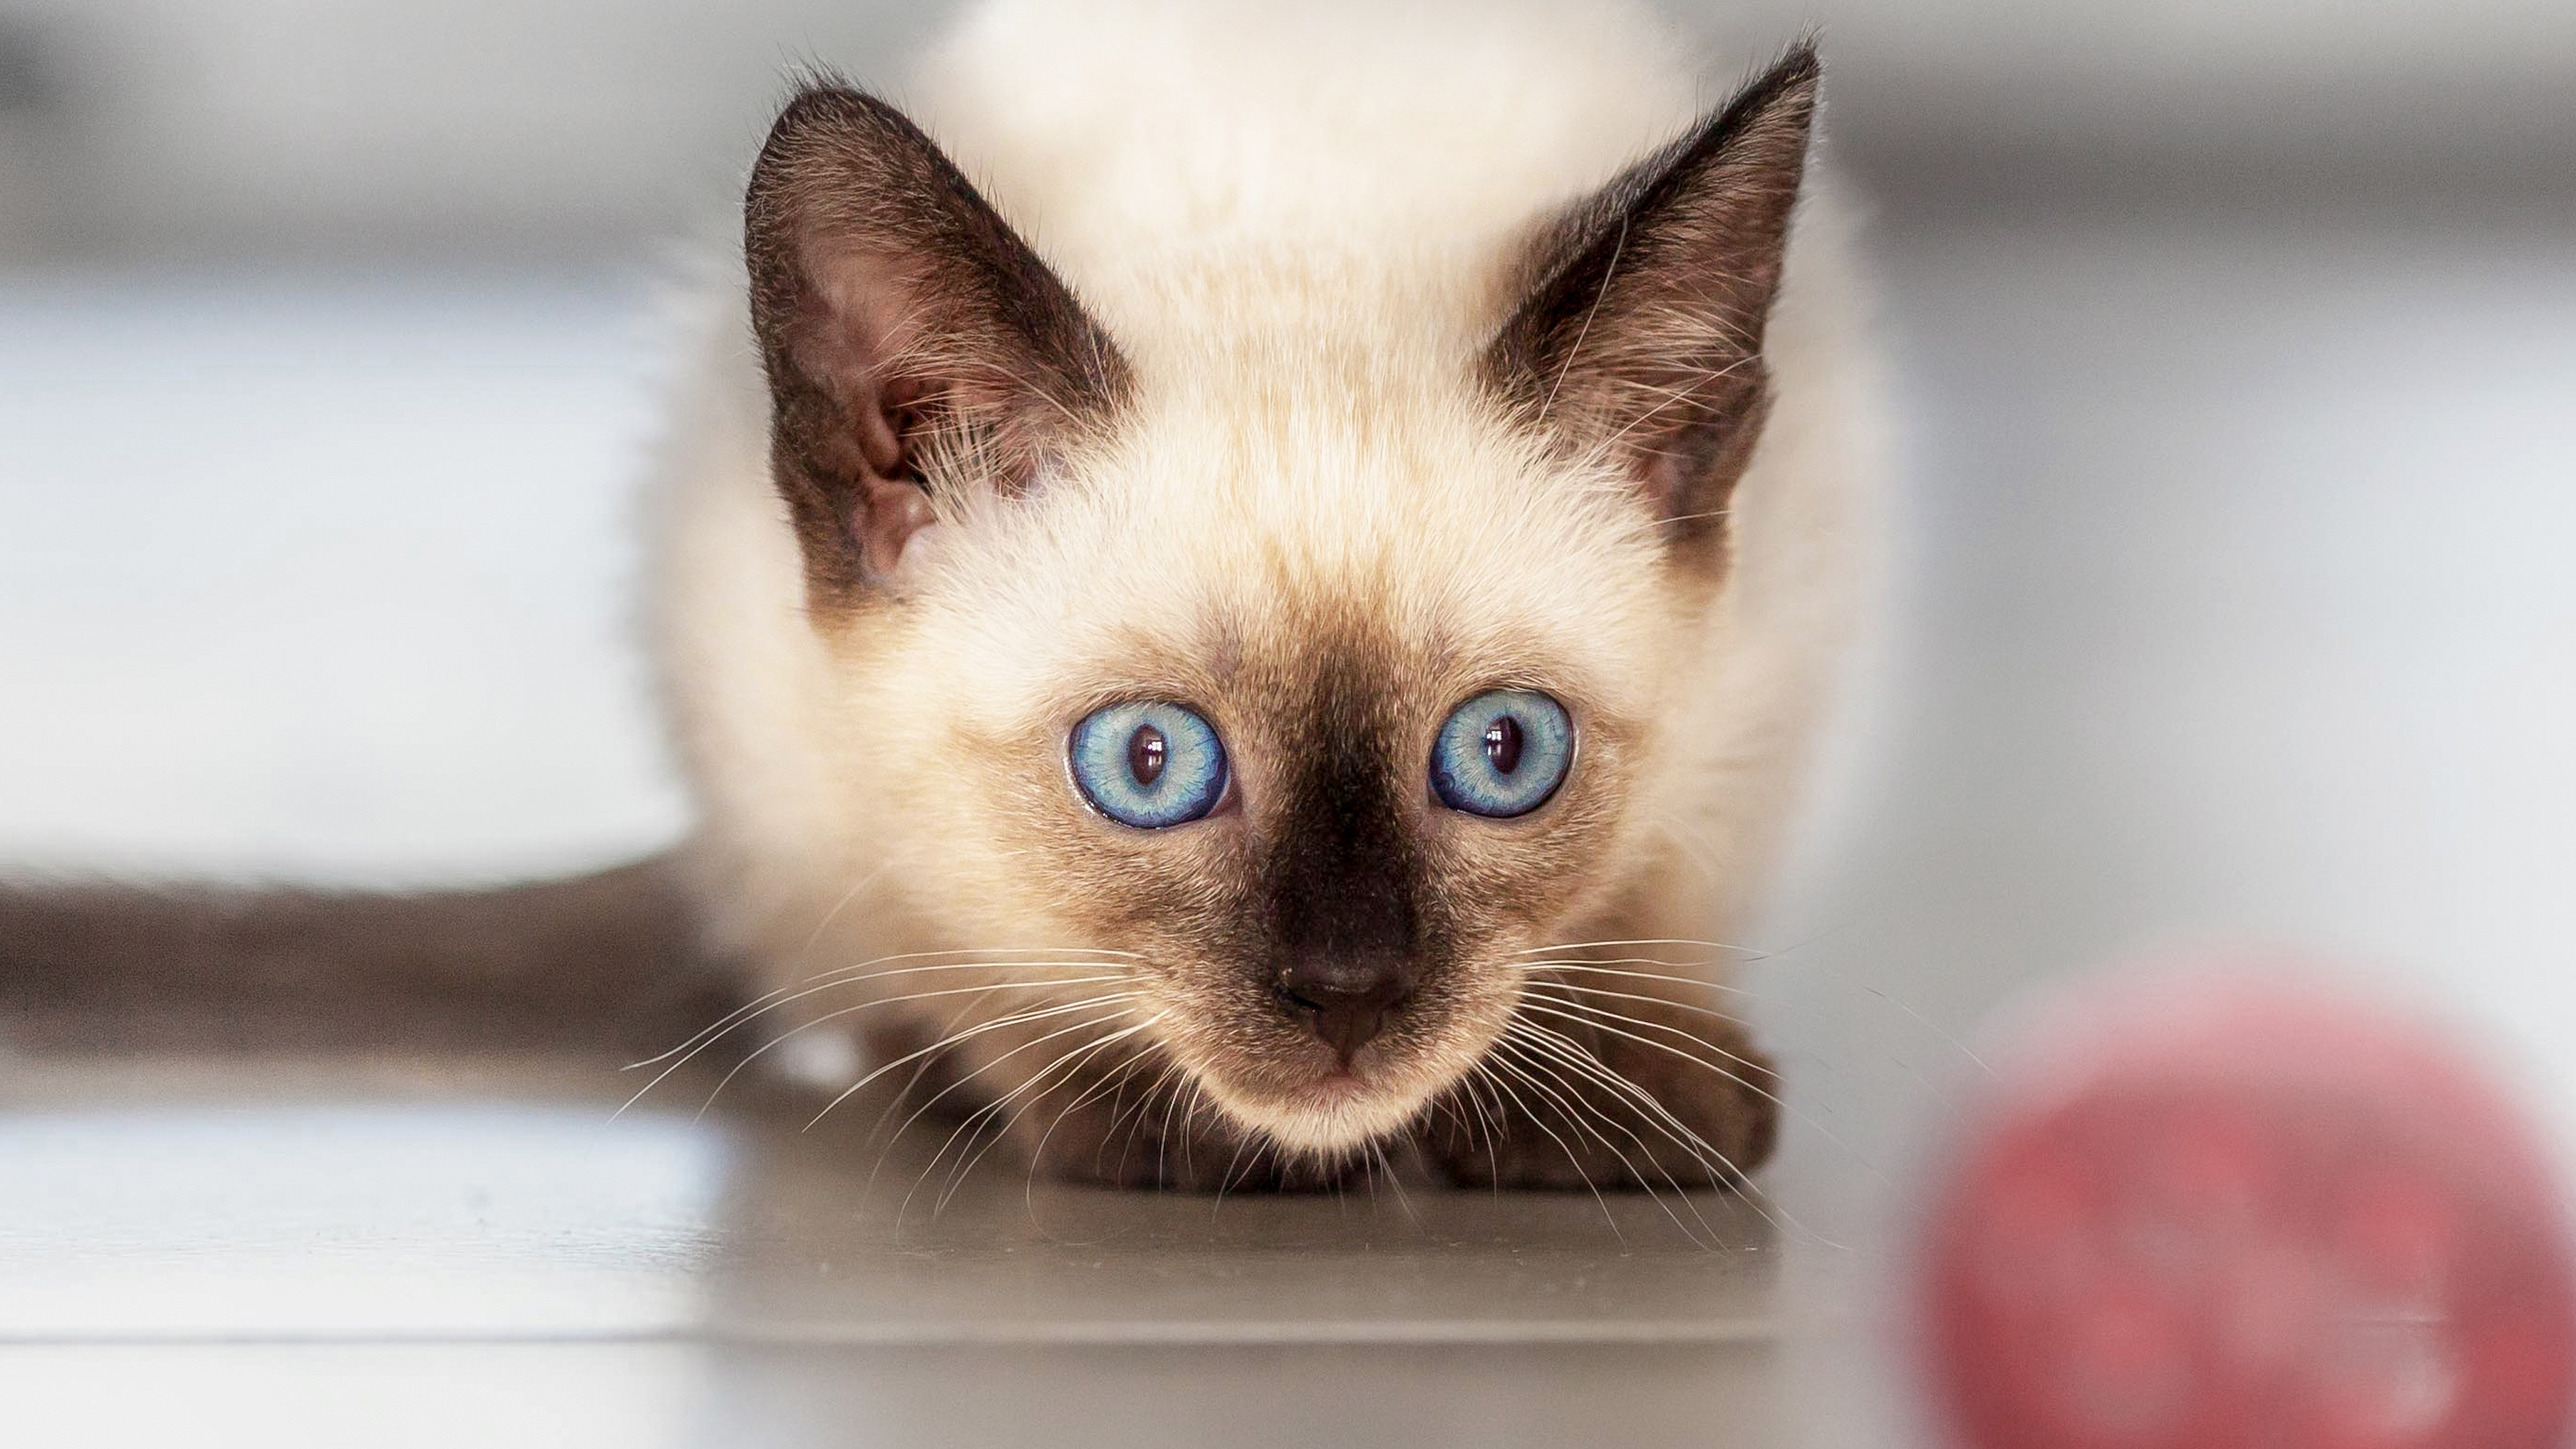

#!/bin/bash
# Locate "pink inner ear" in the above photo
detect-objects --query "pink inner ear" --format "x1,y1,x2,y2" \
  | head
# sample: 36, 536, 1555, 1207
851, 471, 938, 578
851, 395, 903, 478
796, 242, 950, 576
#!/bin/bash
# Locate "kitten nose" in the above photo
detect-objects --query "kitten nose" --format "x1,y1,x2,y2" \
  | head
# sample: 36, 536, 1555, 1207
1277, 958, 1415, 1061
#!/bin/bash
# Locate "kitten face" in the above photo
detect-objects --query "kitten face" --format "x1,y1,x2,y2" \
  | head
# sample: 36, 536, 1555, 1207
863, 380, 1688, 1149
743, 55, 1818, 1155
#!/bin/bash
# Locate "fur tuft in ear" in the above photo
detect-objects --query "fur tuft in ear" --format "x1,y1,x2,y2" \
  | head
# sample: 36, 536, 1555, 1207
1486, 45, 1820, 556
745, 84, 1131, 600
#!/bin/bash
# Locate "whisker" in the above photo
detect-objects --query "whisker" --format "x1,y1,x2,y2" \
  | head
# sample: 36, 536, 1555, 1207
862, 1001, 1144, 1203
890, 1006, 1144, 1219
1516, 980, 1772, 1081
1524, 976, 1746, 1027
1501, 1026, 1764, 1248
955, 1016, 1165, 1197
1474, 1049, 1627, 1247
1515, 957, 1864, 1050
1518, 956, 1892, 1057
1106, 1055, 1187, 1183
1513, 993, 1892, 1194
1211, 1130, 1263, 1210
1506, 1016, 1849, 1252
1489, 1035, 1719, 1249
624, 945, 1137, 1071
619, 957, 1130, 1116
1465, 1067, 1509, 1193
797, 949, 1140, 987
1524, 975, 1927, 1112
806, 991, 1139, 1134
857, 979, 1019, 1150
785, 865, 892, 973
1375, 1141, 1419, 1224
1029, 1032, 1167, 1212
1517, 957, 1766, 1001
1531, 937, 1998, 1082
1501, 1022, 1806, 1248
1076, 1057, 1140, 1183
1161, 1073, 1205, 1189
933, 1014, 1167, 1215
1511, 937, 1763, 958
1513, 956, 1835, 1043
1441, 1063, 1507, 1193
627, 971, 1126, 1121
1650, 816, 1724, 885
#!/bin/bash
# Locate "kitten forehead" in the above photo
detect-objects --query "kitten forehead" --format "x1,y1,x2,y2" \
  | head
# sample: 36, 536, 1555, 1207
910, 369, 1672, 728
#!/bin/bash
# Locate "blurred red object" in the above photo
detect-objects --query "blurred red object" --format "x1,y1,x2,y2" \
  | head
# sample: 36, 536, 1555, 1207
1916, 967, 2576, 1449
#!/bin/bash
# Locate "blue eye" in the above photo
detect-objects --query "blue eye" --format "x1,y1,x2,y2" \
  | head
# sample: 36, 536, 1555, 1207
1430, 690, 1574, 818
1069, 702, 1229, 828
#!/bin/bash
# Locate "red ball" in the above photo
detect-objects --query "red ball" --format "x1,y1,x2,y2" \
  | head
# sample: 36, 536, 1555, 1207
1916, 968, 2576, 1449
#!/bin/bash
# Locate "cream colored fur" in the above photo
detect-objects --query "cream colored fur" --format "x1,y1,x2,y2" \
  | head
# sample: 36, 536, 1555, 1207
648, 0, 1880, 1154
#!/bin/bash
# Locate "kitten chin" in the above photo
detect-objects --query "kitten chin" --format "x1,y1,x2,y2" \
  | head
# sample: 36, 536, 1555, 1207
649, 0, 1883, 1190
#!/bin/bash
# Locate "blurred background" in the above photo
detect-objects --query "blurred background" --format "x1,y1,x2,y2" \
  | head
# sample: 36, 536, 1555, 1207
2, 1, 2573, 1444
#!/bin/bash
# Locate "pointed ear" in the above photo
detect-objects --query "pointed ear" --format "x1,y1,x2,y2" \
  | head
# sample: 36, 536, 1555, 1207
745, 85, 1130, 600
1485, 47, 1819, 557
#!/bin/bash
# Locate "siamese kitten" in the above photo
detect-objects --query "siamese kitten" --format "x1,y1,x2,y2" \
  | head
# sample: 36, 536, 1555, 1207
651, 0, 1874, 1189
0, 0, 1876, 1193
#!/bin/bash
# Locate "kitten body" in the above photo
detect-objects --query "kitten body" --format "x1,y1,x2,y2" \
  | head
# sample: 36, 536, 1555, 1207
649, 0, 1881, 1185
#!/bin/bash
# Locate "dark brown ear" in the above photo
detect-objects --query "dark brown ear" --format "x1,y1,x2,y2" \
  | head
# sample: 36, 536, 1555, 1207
1485, 47, 1819, 556
745, 85, 1130, 600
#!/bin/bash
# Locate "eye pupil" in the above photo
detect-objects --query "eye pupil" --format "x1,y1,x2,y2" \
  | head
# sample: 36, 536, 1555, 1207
1128, 724, 1167, 786
1483, 716, 1523, 775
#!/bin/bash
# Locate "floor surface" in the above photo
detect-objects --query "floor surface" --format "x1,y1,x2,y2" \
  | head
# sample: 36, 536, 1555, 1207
0, 1055, 1799, 1448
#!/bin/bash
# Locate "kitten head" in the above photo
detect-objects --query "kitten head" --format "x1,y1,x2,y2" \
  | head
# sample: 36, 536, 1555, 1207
741, 52, 1819, 1153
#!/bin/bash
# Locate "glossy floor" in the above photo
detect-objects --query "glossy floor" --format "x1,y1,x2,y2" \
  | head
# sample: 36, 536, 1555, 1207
0, 1055, 1799, 1447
